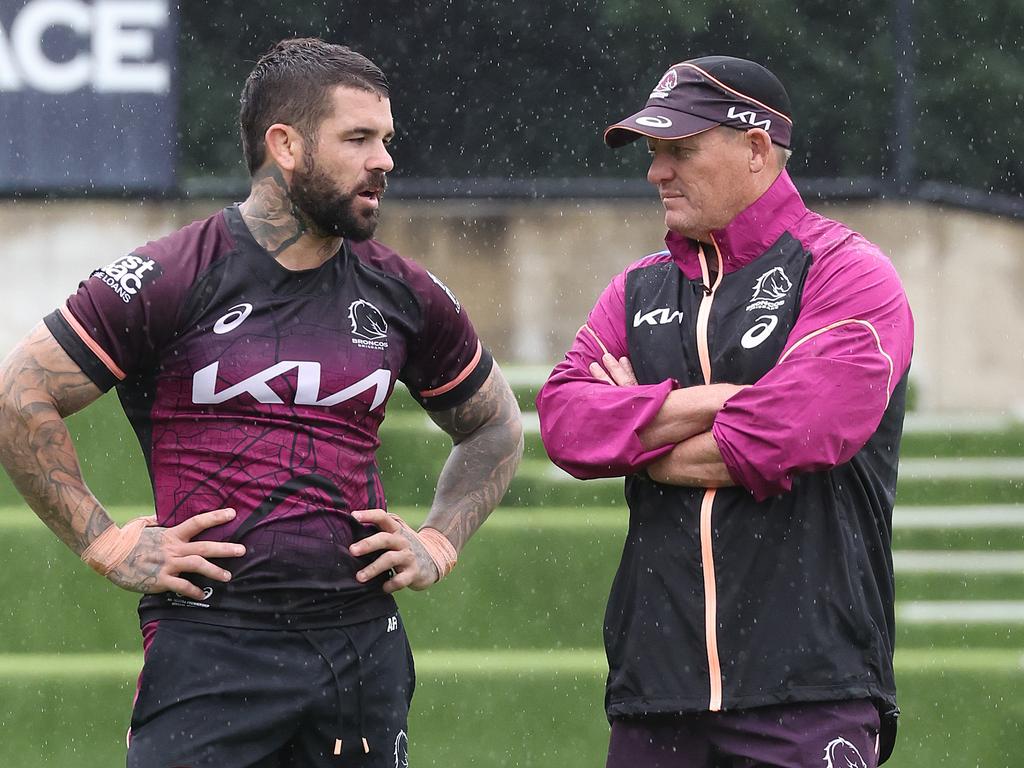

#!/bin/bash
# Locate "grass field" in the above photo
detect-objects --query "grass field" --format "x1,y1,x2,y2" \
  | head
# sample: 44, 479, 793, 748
1, 384, 1023, 766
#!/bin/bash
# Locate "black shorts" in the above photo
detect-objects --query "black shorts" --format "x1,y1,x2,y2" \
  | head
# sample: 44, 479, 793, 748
127, 613, 414, 768
606, 699, 881, 768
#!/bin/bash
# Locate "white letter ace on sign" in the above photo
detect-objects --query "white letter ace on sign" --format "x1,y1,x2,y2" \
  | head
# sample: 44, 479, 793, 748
0, 0, 170, 94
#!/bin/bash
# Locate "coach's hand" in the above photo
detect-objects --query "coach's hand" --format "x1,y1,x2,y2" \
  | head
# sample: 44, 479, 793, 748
590, 353, 638, 387
102, 508, 247, 599
349, 509, 442, 593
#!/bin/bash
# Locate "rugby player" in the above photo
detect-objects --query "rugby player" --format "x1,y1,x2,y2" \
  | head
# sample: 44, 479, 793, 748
0, 38, 523, 767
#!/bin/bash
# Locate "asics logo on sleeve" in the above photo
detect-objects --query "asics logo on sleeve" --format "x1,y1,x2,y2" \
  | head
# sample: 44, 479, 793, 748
213, 303, 254, 334
633, 307, 684, 327
192, 361, 391, 410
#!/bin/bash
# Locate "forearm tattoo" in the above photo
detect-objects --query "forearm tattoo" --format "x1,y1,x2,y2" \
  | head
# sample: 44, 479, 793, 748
426, 365, 524, 550
0, 324, 112, 553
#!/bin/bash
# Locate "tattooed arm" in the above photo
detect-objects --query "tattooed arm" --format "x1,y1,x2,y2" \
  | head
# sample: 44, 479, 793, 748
422, 361, 524, 547
350, 362, 524, 591
0, 323, 245, 599
0, 323, 110, 550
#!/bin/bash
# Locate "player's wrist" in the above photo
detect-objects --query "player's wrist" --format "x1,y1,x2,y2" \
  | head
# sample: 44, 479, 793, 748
80, 516, 157, 576
386, 514, 458, 583
416, 526, 458, 581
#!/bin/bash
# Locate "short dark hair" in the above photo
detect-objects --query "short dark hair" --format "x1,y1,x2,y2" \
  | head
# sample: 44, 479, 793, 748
239, 38, 390, 174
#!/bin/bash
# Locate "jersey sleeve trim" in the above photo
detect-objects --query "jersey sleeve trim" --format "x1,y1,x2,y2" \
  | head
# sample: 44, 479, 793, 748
419, 341, 483, 398
415, 345, 494, 412
42, 307, 120, 392
779, 318, 895, 404
57, 305, 128, 381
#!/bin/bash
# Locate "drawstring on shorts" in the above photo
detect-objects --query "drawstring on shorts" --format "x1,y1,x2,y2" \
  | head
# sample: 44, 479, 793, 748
299, 628, 371, 758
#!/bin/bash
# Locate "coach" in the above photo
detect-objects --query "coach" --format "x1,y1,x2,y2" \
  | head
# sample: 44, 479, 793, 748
537, 56, 913, 768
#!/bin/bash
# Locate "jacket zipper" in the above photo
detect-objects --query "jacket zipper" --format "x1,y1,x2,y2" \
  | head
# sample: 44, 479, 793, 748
695, 239, 723, 712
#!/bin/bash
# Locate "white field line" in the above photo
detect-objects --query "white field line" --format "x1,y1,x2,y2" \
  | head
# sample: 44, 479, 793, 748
898, 601, 1024, 624
898, 457, 1024, 479
893, 505, 1024, 528
3, 504, 1022, 533
902, 412, 1018, 433
2, 648, 1023, 677
10, 504, 1019, 531
893, 551, 1024, 573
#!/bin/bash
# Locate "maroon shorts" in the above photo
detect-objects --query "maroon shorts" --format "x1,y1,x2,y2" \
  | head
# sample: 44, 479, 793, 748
606, 699, 880, 768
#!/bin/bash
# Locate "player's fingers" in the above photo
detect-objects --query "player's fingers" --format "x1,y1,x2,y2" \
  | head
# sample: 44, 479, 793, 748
161, 576, 209, 601
172, 554, 233, 583
589, 361, 613, 384
381, 568, 416, 594
170, 508, 236, 541
349, 530, 408, 558
351, 508, 400, 532
183, 540, 247, 560
355, 549, 413, 584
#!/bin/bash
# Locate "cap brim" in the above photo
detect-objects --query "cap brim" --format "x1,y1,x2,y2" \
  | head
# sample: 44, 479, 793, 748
604, 107, 720, 148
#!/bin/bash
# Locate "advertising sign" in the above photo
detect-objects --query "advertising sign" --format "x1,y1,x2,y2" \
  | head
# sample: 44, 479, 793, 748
0, 0, 177, 193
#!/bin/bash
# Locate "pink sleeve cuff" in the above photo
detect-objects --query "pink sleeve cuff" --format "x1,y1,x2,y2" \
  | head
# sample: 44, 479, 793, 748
538, 377, 677, 479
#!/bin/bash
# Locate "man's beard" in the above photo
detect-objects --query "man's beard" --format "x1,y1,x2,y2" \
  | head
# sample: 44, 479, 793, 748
288, 157, 385, 242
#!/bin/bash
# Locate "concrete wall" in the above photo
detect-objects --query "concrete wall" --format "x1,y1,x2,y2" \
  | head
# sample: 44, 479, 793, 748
4, 196, 1022, 414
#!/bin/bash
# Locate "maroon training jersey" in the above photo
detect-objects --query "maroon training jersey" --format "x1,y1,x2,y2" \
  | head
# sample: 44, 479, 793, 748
45, 205, 492, 629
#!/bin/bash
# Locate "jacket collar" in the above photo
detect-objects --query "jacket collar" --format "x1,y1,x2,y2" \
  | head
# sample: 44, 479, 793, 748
665, 170, 808, 280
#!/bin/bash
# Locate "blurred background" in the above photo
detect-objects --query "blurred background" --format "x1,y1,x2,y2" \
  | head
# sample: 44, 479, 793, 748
1, 1, 1022, 765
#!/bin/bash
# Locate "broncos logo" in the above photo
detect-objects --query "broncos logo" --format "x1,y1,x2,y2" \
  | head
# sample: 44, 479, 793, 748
650, 68, 678, 98
393, 730, 409, 768
823, 737, 867, 768
751, 266, 792, 303
746, 266, 793, 311
348, 299, 388, 341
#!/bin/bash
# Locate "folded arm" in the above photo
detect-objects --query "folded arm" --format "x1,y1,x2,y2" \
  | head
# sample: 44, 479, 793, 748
585, 351, 740, 485
538, 315, 742, 479
714, 250, 914, 500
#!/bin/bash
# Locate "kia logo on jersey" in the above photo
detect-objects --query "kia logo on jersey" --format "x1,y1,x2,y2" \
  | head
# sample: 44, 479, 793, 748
192, 362, 391, 410
633, 307, 684, 327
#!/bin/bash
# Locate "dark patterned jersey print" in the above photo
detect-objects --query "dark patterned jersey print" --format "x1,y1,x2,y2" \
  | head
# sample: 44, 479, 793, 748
46, 205, 492, 629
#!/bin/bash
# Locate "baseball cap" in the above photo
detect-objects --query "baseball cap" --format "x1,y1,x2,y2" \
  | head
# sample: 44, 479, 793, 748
604, 55, 793, 149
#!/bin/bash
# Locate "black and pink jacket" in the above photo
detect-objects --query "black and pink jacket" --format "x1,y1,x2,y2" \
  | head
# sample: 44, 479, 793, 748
537, 171, 913, 755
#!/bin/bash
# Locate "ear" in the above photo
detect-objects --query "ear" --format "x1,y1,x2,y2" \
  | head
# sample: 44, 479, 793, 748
263, 123, 305, 173
746, 128, 774, 173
